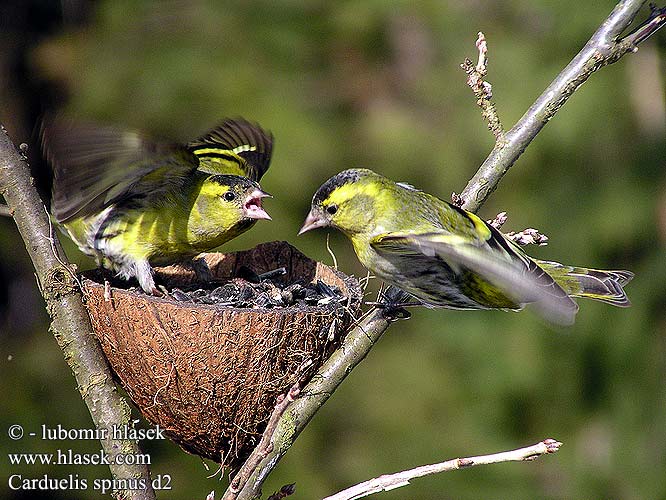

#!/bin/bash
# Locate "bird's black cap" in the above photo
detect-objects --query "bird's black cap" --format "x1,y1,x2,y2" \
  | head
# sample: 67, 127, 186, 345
312, 169, 365, 205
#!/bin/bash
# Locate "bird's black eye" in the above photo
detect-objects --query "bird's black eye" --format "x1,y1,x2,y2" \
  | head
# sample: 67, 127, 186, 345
224, 191, 235, 201
326, 204, 338, 215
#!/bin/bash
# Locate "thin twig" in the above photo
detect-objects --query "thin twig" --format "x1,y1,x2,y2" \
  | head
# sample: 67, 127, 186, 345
460, 32, 505, 143
459, 0, 666, 212
323, 439, 563, 500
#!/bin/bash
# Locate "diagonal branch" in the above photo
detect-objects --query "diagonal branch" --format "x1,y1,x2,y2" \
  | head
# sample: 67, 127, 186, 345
223, 384, 301, 500
0, 126, 156, 500
233, 304, 397, 499
459, 0, 666, 212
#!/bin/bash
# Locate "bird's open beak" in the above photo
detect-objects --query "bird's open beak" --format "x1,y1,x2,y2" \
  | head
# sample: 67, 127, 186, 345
244, 189, 272, 220
298, 209, 328, 235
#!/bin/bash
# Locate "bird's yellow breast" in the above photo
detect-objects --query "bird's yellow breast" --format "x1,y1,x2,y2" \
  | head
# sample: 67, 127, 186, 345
64, 185, 252, 266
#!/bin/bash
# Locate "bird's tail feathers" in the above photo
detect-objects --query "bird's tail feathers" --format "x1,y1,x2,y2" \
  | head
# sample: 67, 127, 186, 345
537, 260, 633, 308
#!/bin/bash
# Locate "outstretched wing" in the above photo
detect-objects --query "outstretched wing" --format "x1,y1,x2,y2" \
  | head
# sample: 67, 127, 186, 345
187, 118, 273, 181
42, 117, 198, 223
371, 230, 579, 325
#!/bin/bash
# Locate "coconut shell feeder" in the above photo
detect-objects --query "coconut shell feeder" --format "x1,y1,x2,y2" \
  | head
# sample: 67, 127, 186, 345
82, 241, 362, 468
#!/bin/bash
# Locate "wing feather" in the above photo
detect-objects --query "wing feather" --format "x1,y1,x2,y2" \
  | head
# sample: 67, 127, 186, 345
42, 117, 198, 222
372, 231, 578, 325
187, 118, 273, 181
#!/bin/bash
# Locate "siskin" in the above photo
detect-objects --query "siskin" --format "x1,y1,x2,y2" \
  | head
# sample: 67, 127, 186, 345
42, 117, 273, 294
299, 168, 633, 325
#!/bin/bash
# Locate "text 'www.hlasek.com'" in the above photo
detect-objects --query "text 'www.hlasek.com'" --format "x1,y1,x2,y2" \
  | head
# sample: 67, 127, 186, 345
6, 423, 171, 494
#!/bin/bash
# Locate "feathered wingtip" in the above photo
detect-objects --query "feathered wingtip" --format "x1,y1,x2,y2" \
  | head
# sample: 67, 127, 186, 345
40, 115, 191, 223
187, 118, 273, 181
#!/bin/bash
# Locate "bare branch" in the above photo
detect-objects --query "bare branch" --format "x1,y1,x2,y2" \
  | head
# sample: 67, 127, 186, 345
324, 439, 563, 500
223, 384, 301, 500
233, 305, 397, 499
0, 125, 155, 500
460, 0, 666, 212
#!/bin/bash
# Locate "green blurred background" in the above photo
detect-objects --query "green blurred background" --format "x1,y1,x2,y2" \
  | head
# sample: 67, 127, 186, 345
1, 1, 665, 499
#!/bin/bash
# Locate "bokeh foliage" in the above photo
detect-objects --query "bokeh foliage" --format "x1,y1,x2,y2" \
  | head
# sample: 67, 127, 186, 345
1, 1, 665, 499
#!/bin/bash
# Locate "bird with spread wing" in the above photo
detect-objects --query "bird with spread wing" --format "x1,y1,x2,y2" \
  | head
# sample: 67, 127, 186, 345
42, 117, 273, 294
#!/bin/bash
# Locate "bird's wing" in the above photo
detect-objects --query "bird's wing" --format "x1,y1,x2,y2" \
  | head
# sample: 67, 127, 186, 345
42, 118, 199, 223
187, 118, 273, 181
371, 231, 579, 325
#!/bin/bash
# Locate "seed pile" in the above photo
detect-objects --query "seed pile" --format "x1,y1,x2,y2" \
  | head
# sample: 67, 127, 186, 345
168, 266, 347, 309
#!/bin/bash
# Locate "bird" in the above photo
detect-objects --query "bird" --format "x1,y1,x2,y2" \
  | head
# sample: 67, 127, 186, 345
42, 117, 273, 294
299, 168, 633, 325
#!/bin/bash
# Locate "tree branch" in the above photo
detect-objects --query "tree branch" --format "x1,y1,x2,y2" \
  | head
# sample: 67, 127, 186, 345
232, 295, 403, 499
0, 126, 156, 500
223, 384, 301, 500
459, 0, 666, 212
324, 438, 563, 500
220, 3, 664, 498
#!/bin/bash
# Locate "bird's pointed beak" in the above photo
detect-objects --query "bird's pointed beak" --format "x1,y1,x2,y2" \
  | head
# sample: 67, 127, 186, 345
298, 209, 327, 235
244, 189, 272, 220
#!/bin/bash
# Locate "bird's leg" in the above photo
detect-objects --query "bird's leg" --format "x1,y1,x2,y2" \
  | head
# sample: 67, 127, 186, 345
132, 259, 158, 295
367, 286, 418, 320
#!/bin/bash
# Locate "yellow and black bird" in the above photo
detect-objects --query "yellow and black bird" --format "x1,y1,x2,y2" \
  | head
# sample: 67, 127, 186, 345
300, 168, 633, 324
42, 117, 273, 294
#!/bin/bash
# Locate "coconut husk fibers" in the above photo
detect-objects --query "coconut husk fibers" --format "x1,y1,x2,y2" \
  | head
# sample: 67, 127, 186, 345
83, 241, 361, 467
